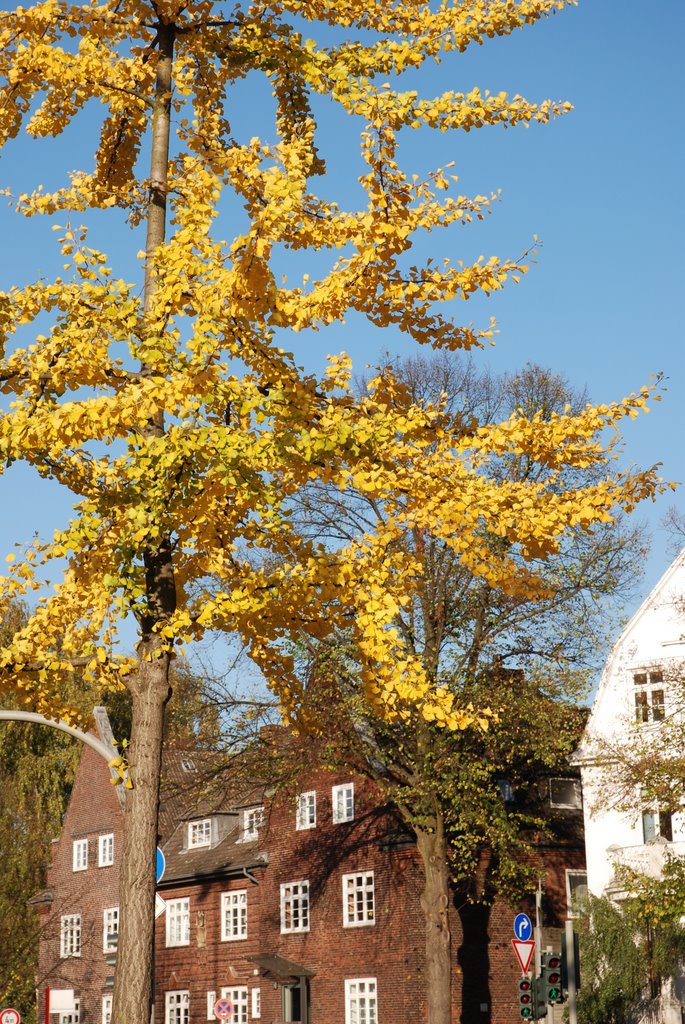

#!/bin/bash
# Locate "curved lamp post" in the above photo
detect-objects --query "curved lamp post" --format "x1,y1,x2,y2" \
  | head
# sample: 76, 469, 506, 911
0, 707, 128, 791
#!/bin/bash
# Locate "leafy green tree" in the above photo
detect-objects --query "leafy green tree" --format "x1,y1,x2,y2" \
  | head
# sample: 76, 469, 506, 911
289, 356, 649, 1020
576, 884, 685, 1024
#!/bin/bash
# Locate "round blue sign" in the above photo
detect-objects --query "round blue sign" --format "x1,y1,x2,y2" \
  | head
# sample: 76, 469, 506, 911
156, 846, 166, 885
514, 913, 532, 941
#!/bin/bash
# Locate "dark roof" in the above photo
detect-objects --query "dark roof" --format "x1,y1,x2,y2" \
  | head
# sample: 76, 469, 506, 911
157, 750, 269, 886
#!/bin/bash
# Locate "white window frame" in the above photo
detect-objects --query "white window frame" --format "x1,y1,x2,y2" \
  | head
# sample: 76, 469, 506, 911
220, 987, 248, 1024
345, 978, 378, 1024
59, 999, 80, 1024
241, 806, 264, 842
342, 871, 375, 927
251, 989, 261, 1020
72, 838, 88, 872
166, 898, 190, 947
206, 993, 216, 1021
165, 991, 189, 1024
98, 833, 114, 867
103, 906, 119, 952
633, 669, 666, 723
188, 818, 212, 848
280, 880, 310, 934
60, 914, 82, 958
332, 783, 355, 823
221, 889, 247, 941
296, 791, 316, 830
102, 996, 112, 1024
565, 869, 588, 918
548, 778, 582, 810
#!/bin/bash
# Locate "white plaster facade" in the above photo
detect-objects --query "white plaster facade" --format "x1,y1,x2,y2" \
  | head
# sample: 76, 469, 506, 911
574, 547, 685, 1023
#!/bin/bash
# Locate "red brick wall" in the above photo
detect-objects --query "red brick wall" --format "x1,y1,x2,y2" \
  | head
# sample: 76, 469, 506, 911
36, 743, 124, 1024
39, 755, 585, 1024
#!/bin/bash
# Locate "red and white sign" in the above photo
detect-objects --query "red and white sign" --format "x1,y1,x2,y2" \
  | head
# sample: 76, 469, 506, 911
1, 1009, 22, 1024
213, 999, 233, 1021
512, 939, 535, 975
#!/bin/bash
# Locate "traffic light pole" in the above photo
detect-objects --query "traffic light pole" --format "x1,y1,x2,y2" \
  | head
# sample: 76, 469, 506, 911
564, 920, 578, 1024
534, 879, 542, 975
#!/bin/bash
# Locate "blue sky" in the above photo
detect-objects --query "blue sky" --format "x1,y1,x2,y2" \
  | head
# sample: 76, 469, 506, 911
0, 0, 683, 654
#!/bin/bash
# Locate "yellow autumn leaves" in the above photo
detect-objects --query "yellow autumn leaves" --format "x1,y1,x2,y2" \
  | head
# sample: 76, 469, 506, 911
0, 0, 667, 733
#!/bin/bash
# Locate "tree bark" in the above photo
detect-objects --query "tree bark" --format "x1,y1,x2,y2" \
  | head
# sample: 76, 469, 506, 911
111, 19, 176, 1024
416, 817, 452, 1024
114, 659, 171, 1024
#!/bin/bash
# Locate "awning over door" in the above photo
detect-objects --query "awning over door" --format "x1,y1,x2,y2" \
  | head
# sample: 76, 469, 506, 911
246, 954, 315, 982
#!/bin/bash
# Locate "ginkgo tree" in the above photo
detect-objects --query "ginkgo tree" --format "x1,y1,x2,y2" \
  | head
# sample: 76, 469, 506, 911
0, 1, 668, 1023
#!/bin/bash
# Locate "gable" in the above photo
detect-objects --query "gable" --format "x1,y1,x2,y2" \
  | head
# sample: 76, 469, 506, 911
579, 546, 685, 752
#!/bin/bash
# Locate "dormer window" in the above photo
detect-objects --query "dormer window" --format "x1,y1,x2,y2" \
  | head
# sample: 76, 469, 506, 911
634, 670, 665, 723
241, 806, 264, 842
188, 818, 212, 848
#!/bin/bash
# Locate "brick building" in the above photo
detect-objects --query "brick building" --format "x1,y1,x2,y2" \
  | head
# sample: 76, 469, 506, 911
32, 712, 585, 1024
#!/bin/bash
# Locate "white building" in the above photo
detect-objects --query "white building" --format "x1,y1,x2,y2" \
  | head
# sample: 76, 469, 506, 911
574, 547, 685, 1022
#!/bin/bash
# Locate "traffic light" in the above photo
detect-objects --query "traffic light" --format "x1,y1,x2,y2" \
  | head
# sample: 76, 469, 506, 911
518, 977, 534, 1019
541, 952, 564, 1005
533, 974, 547, 1017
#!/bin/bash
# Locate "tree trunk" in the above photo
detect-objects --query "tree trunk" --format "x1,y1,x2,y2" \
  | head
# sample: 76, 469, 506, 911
114, 657, 171, 1024
416, 820, 452, 1024
111, 20, 176, 1024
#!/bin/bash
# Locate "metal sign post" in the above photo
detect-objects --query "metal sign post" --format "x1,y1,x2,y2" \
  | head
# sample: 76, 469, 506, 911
564, 920, 579, 1024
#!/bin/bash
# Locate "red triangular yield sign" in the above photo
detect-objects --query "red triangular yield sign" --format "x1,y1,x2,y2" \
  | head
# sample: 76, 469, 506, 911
512, 939, 535, 974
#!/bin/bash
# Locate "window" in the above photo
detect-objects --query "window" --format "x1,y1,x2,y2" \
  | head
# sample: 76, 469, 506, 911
496, 777, 515, 803
296, 791, 316, 830
345, 979, 378, 1024
280, 881, 310, 933
549, 778, 582, 810
72, 838, 88, 872
342, 871, 375, 927
98, 833, 114, 867
642, 808, 673, 843
188, 818, 212, 848
103, 907, 119, 952
102, 996, 112, 1024
206, 993, 216, 1021
220, 988, 247, 1024
565, 870, 588, 917
332, 784, 355, 823
634, 670, 666, 723
59, 999, 80, 1024
165, 992, 189, 1024
241, 806, 264, 842
166, 898, 190, 946
60, 915, 82, 958
221, 890, 247, 941
251, 989, 261, 1020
